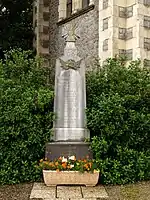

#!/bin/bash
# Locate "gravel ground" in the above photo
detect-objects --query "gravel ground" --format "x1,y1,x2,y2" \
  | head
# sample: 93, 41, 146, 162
0, 183, 33, 200
0, 181, 149, 200
106, 181, 150, 200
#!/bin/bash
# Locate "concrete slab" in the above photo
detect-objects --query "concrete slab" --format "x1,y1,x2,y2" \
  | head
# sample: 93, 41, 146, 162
81, 185, 109, 199
30, 183, 56, 199
30, 183, 109, 200
30, 189, 55, 199
57, 186, 82, 198
43, 198, 102, 200
70, 199, 97, 200
32, 182, 53, 190
43, 199, 68, 200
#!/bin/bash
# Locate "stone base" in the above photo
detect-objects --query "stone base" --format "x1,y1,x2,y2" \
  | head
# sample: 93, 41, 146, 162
43, 170, 99, 187
45, 141, 93, 160
30, 182, 109, 199
51, 128, 90, 141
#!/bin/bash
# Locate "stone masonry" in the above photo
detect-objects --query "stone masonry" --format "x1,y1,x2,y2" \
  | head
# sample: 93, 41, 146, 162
49, 0, 99, 69
33, 0, 150, 68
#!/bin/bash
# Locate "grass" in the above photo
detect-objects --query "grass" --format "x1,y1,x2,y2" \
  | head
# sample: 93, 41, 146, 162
0, 181, 149, 200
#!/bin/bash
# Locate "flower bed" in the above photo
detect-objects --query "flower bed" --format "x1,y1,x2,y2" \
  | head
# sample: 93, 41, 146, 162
39, 156, 99, 186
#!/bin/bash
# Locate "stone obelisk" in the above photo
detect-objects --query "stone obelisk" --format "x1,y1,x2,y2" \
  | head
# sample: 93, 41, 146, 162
45, 29, 92, 160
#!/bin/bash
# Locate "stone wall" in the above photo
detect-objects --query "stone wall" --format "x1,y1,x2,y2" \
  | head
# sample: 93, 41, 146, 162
49, 0, 59, 67
49, 0, 99, 69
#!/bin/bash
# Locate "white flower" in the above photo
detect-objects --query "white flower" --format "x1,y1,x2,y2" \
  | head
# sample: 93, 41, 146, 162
62, 156, 67, 162
70, 164, 74, 169
69, 155, 76, 161
2, 7, 6, 12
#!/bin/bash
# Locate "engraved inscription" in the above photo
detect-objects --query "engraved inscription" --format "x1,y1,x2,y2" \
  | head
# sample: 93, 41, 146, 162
61, 146, 77, 157
56, 69, 82, 128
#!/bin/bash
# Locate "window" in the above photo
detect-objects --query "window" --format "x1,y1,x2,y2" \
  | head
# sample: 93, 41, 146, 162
103, 39, 108, 51
144, 16, 150, 28
144, 37, 150, 50
103, 18, 109, 30
43, 0, 49, 7
43, 12, 49, 21
144, 59, 150, 67
126, 6, 133, 18
34, 19, 37, 28
83, 0, 90, 8
144, 0, 150, 6
119, 49, 133, 60
42, 40, 49, 48
119, 49, 126, 57
119, 6, 133, 18
103, 0, 108, 9
119, 7, 126, 18
126, 28, 133, 39
34, 34, 37, 42
119, 28, 126, 40
43, 26, 49, 34
58, 0, 94, 21
67, 0, 72, 18
126, 49, 133, 60
119, 27, 133, 40
34, 6, 37, 14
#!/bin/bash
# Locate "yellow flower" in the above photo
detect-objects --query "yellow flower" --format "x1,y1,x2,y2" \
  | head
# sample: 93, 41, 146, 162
55, 162, 59, 166
40, 159, 43, 163
84, 164, 89, 169
67, 165, 71, 169
49, 162, 53, 167
89, 162, 92, 168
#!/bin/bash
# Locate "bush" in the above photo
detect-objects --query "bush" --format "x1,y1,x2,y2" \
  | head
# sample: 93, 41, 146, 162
86, 58, 150, 184
1, 53, 150, 185
0, 50, 54, 184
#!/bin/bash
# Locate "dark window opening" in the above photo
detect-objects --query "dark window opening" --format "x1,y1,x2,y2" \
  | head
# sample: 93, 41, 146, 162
67, 0, 72, 18
82, 0, 90, 9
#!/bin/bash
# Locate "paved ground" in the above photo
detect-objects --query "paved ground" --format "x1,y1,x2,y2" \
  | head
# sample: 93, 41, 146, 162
0, 181, 150, 200
30, 183, 108, 199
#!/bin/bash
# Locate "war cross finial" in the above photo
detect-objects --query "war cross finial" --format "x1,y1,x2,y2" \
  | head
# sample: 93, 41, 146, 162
62, 23, 80, 42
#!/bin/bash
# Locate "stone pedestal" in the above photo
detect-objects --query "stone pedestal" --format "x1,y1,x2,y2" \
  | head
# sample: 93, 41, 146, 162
45, 142, 93, 160
52, 128, 90, 141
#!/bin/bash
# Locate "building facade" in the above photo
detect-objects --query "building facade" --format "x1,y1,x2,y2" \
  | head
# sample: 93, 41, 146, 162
33, 0, 150, 67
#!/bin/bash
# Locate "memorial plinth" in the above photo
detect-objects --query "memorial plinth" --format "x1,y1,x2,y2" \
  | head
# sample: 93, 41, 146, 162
45, 30, 92, 160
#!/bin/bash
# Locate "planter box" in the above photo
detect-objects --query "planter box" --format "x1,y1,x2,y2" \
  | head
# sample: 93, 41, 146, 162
43, 170, 99, 187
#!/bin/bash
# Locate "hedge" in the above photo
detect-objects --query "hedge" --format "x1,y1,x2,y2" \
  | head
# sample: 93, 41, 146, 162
0, 52, 150, 185
0, 50, 54, 184
86, 58, 150, 184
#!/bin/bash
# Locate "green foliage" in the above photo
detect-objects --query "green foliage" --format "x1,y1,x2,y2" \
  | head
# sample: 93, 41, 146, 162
0, 0, 33, 50
86, 58, 150, 184
0, 50, 54, 184
38, 156, 98, 173
1, 53, 150, 185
